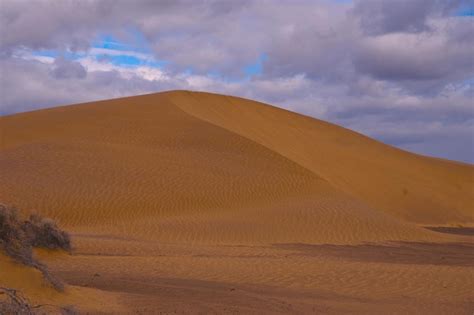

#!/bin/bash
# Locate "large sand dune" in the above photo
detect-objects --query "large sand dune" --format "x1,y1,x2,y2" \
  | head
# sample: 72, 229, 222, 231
1, 91, 473, 313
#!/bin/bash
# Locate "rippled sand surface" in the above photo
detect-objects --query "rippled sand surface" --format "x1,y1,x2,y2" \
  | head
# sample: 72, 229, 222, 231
1, 91, 473, 313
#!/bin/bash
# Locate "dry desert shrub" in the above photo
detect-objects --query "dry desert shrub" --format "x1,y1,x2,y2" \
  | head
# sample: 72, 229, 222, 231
0, 205, 33, 266
0, 287, 35, 315
23, 213, 71, 251
0, 203, 71, 290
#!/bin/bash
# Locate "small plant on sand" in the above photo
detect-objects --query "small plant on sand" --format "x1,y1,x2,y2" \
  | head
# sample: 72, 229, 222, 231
23, 213, 71, 251
0, 203, 71, 290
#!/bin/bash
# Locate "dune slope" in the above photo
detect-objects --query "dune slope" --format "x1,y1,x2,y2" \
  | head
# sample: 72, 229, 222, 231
169, 91, 474, 225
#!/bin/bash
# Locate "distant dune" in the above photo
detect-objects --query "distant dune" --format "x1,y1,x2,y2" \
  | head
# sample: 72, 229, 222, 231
1, 91, 473, 313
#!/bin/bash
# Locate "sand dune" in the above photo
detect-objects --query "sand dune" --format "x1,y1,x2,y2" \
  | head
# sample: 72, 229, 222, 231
1, 91, 473, 313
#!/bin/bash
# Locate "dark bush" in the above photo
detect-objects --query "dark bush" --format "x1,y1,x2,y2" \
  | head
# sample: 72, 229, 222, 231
0, 205, 33, 266
23, 214, 71, 251
0, 287, 34, 315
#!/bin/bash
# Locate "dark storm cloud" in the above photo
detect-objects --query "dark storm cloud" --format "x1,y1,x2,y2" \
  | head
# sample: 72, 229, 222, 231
0, 0, 108, 53
352, 0, 462, 35
353, 19, 474, 83
50, 57, 87, 79
0, 0, 473, 163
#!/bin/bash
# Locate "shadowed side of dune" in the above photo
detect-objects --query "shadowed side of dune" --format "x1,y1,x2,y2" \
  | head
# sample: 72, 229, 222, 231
168, 91, 474, 225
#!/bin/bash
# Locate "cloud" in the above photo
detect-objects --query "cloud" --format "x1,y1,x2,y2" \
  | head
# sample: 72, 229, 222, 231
351, 0, 460, 35
0, 0, 473, 163
353, 18, 474, 84
50, 57, 87, 79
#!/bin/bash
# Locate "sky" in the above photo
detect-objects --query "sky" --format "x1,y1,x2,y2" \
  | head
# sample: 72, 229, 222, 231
0, 0, 473, 163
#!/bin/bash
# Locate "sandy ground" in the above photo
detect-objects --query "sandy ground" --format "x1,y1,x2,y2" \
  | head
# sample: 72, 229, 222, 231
34, 235, 472, 314
1, 91, 473, 314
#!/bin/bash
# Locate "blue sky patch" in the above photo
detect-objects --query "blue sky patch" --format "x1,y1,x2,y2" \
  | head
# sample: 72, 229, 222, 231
93, 34, 131, 51
91, 32, 167, 68
456, 4, 474, 16
244, 53, 267, 77
94, 53, 167, 68
29, 31, 167, 69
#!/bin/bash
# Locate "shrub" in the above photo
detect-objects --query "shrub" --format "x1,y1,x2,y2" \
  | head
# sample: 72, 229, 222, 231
0, 204, 71, 290
0, 287, 34, 314
0, 205, 33, 266
23, 214, 71, 251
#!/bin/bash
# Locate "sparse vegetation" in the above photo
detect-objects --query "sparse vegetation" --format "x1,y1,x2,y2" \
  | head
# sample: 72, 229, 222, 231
0, 203, 71, 291
23, 213, 71, 251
